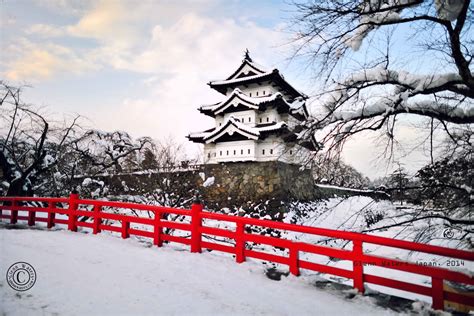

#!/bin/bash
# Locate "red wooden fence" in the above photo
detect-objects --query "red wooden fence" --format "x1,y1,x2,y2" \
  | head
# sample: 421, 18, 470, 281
0, 194, 472, 311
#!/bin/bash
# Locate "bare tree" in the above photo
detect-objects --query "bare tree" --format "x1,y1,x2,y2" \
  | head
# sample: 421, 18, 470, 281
71, 130, 152, 176
0, 82, 81, 196
311, 154, 370, 188
287, 1, 474, 247
291, 0, 473, 157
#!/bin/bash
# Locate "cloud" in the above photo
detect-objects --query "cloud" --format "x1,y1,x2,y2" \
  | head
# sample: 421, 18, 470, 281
121, 13, 285, 74
27, 24, 65, 37
66, 0, 139, 48
3, 1, 293, 157
4, 0, 288, 82
3, 39, 98, 81
86, 12, 289, 152
32, 0, 93, 16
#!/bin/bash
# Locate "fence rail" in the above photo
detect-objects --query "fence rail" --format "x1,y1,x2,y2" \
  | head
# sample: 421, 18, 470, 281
0, 194, 473, 311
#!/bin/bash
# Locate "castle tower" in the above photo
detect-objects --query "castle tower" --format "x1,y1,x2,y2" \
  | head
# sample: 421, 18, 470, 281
188, 50, 316, 164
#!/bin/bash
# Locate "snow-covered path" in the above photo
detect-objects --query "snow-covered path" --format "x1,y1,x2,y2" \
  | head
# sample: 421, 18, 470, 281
0, 228, 400, 315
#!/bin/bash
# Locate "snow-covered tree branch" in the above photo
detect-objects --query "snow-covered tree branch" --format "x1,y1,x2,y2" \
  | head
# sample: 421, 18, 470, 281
0, 83, 158, 197
292, 0, 473, 155
0, 82, 83, 196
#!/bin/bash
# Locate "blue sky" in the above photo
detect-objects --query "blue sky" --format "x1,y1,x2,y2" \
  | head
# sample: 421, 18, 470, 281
0, 0, 437, 179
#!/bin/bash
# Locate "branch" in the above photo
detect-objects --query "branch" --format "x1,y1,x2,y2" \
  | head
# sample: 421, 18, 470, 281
362, 214, 474, 233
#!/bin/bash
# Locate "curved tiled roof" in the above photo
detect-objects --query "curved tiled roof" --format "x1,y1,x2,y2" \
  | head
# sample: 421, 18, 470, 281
187, 117, 288, 144
199, 88, 309, 120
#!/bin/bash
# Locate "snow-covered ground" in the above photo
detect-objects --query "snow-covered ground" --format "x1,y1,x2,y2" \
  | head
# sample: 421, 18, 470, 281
284, 197, 473, 303
0, 228, 404, 316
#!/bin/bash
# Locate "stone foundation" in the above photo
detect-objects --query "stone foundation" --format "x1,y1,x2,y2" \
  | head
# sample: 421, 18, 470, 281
74, 162, 319, 208
200, 161, 318, 206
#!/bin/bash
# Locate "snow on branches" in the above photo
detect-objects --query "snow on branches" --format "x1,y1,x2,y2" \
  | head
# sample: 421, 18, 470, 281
291, 0, 473, 155
317, 67, 473, 126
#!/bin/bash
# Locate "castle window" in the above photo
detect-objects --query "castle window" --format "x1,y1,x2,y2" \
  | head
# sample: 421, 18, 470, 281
220, 151, 222, 156
270, 149, 273, 155
249, 92, 252, 97
256, 91, 259, 96
214, 153, 216, 157
290, 150, 293, 155
208, 153, 211, 158
262, 149, 265, 155
226, 150, 229, 155
263, 90, 266, 95
219, 123, 222, 126
266, 117, 269, 122
233, 150, 236, 155
248, 117, 251, 122
248, 149, 251, 154
241, 149, 243, 155
259, 118, 262, 123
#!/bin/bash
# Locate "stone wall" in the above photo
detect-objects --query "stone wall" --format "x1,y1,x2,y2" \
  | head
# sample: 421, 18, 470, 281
200, 161, 318, 207
74, 161, 319, 209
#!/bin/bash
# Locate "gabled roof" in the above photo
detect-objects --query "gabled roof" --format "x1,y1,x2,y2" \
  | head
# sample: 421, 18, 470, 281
187, 117, 289, 144
208, 52, 307, 100
199, 88, 309, 120
225, 54, 268, 81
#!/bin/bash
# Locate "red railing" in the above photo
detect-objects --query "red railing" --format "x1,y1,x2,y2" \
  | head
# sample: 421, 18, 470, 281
0, 194, 472, 311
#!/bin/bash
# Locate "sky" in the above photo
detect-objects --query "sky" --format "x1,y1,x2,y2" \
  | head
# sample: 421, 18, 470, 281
0, 0, 436, 179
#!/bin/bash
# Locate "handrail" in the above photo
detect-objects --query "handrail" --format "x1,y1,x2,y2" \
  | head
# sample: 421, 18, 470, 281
0, 194, 472, 311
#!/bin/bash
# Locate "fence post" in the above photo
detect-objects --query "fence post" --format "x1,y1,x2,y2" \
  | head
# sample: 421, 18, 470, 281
27, 207, 36, 226
153, 211, 163, 247
190, 198, 203, 253
289, 243, 300, 276
11, 200, 18, 224
352, 239, 365, 293
431, 277, 444, 310
68, 192, 79, 232
121, 220, 130, 239
235, 222, 246, 263
92, 205, 101, 234
47, 202, 56, 229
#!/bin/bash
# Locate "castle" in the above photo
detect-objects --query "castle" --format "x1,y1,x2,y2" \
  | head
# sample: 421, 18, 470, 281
188, 51, 316, 165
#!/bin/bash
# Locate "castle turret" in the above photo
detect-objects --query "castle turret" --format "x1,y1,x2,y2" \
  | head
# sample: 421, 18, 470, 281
188, 50, 316, 164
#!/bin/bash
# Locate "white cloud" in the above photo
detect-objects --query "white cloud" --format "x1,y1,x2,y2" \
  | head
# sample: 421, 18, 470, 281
3, 39, 98, 81
87, 12, 289, 152
66, 0, 139, 48
3, 1, 294, 158
32, 0, 93, 16
27, 24, 65, 37
116, 13, 285, 74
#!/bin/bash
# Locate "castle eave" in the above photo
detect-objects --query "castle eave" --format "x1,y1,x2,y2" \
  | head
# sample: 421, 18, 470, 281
188, 119, 289, 144
198, 88, 308, 119
209, 70, 307, 100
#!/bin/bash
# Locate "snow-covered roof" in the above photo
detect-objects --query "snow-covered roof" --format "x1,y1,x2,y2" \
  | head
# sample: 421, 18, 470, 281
209, 60, 307, 100
199, 88, 309, 120
188, 117, 288, 144
211, 71, 276, 86
224, 54, 268, 81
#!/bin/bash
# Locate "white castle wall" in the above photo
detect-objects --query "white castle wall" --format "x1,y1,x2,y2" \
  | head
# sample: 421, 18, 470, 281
222, 110, 257, 127
204, 140, 257, 163
203, 137, 312, 165
216, 108, 283, 127
225, 82, 282, 98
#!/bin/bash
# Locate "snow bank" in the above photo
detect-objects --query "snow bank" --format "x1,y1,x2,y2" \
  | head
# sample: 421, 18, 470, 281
0, 229, 399, 315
